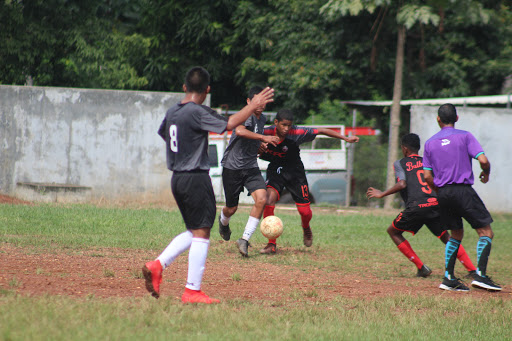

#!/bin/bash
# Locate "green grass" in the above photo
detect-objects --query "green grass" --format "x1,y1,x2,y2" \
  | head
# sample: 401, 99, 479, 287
1, 203, 511, 340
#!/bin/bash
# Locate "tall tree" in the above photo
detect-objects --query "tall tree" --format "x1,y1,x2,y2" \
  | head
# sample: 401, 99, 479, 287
321, 0, 496, 208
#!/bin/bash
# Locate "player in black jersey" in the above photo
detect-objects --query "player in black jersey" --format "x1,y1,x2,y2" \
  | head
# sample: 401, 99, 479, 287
142, 66, 274, 303
258, 109, 359, 254
366, 133, 476, 278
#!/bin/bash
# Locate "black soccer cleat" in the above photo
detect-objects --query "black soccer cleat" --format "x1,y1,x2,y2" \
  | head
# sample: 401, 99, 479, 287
303, 226, 313, 247
416, 265, 432, 278
236, 238, 250, 257
218, 216, 231, 241
471, 275, 502, 291
259, 243, 277, 254
439, 277, 470, 292
464, 270, 477, 280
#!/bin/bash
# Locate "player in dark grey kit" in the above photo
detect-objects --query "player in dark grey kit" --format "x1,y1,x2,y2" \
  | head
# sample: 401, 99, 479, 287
218, 86, 280, 257
142, 67, 274, 303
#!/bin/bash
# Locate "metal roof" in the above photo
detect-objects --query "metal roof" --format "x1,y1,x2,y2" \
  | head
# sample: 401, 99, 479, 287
342, 94, 512, 108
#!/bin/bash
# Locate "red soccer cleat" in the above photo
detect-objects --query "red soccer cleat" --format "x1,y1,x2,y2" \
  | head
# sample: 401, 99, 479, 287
181, 288, 220, 304
142, 260, 163, 299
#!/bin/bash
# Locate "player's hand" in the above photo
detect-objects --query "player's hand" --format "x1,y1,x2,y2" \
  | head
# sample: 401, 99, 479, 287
251, 87, 274, 110
479, 171, 489, 184
346, 136, 359, 143
366, 187, 383, 199
262, 135, 280, 147
258, 142, 268, 155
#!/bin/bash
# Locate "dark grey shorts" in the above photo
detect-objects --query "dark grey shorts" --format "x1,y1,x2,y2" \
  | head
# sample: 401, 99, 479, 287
222, 167, 266, 207
171, 171, 216, 230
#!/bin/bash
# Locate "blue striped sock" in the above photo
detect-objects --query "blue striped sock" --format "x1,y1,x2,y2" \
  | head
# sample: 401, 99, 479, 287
444, 238, 461, 279
476, 236, 492, 277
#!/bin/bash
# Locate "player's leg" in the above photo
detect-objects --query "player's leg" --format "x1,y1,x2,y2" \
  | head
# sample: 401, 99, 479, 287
389, 210, 430, 277
438, 231, 476, 276
178, 172, 219, 303
458, 186, 500, 291
236, 168, 267, 257
260, 187, 280, 254
286, 169, 313, 247
437, 186, 469, 291
182, 226, 220, 304
218, 168, 243, 241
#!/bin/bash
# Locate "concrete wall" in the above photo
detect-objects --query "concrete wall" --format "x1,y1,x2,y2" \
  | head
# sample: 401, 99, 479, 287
0, 85, 196, 201
410, 105, 512, 213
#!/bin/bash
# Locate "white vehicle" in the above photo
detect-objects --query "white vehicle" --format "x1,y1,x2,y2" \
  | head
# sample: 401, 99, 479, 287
208, 125, 352, 205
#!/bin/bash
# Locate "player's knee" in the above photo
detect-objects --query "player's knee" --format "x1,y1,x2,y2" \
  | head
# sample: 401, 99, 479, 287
224, 206, 238, 216
387, 225, 398, 236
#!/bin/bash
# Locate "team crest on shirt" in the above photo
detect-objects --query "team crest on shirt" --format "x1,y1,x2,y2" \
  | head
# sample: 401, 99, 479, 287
441, 139, 450, 146
282, 146, 288, 152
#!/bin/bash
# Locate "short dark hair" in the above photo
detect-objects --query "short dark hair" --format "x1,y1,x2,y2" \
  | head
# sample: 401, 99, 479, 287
185, 66, 210, 93
248, 86, 264, 100
275, 109, 294, 122
401, 133, 420, 152
438, 103, 457, 124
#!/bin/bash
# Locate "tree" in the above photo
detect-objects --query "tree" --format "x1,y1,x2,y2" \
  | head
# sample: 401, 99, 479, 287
321, 0, 497, 208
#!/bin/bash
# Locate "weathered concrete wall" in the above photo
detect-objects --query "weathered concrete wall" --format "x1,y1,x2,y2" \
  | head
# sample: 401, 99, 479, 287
410, 105, 512, 213
0, 85, 198, 201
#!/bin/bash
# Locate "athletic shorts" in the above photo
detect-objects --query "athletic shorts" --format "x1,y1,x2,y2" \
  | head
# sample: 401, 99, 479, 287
266, 164, 310, 204
222, 167, 266, 207
171, 171, 216, 230
392, 203, 445, 237
437, 184, 493, 230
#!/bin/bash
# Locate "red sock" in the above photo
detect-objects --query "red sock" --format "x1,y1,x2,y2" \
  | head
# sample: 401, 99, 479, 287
264, 206, 276, 245
397, 240, 423, 269
457, 244, 477, 272
263, 205, 275, 218
296, 203, 312, 229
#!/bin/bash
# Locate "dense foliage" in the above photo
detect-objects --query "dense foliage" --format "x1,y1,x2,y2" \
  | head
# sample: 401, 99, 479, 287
1, 0, 510, 122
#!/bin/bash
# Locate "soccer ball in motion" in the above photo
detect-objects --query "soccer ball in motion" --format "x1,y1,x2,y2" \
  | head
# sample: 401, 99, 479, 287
260, 216, 284, 239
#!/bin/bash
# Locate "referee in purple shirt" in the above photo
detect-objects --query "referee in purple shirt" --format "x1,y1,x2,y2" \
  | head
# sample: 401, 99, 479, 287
423, 103, 501, 292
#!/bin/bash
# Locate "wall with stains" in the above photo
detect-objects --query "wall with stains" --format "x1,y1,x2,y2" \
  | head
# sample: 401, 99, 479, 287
0, 85, 196, 201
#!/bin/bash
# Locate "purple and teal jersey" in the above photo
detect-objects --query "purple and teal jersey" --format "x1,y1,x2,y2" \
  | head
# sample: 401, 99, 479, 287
423, 127, 484, 187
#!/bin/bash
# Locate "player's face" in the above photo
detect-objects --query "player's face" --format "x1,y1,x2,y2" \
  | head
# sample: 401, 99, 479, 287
275, 119, 293, 138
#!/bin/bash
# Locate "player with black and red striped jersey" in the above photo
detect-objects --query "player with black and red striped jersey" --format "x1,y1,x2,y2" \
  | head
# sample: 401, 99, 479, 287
366, 133, 476, 278
258, 109, 359, 254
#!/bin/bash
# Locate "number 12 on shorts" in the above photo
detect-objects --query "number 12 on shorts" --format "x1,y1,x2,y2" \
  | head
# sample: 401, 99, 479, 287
169, 125, 178, 152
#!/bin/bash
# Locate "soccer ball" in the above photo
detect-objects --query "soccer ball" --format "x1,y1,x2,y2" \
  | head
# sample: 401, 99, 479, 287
260, 216, 284, 239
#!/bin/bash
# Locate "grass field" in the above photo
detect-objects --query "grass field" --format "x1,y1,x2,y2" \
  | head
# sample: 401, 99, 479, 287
1, 202, 511, 340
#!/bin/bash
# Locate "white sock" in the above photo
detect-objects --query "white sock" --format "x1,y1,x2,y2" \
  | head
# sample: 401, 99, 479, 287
157, 230, 193, 269
220, 210, 230, 226
185, 238, 210, 291
242, 216, 260, 241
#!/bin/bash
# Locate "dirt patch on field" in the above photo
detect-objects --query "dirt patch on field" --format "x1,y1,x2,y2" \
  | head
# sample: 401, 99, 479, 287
1, 194, 508, 302
1, 243, 509, 302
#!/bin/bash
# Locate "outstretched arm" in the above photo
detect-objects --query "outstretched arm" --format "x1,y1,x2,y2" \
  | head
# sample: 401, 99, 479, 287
317, 128, 359, 143
367, 180, 406, 199
477, 154, 491, 183
235, 125, 280, 146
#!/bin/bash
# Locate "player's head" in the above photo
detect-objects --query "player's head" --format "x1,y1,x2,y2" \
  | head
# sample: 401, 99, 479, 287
247, 86, 265, 115
274, 109, 294, 137
400, 133, 420, 155
184, 66, 210, 94
248, 86, 264, 100
437, 103, 458, 125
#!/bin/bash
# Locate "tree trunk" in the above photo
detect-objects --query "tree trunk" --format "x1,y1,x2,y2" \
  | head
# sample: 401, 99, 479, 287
384, 25, 405, 209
